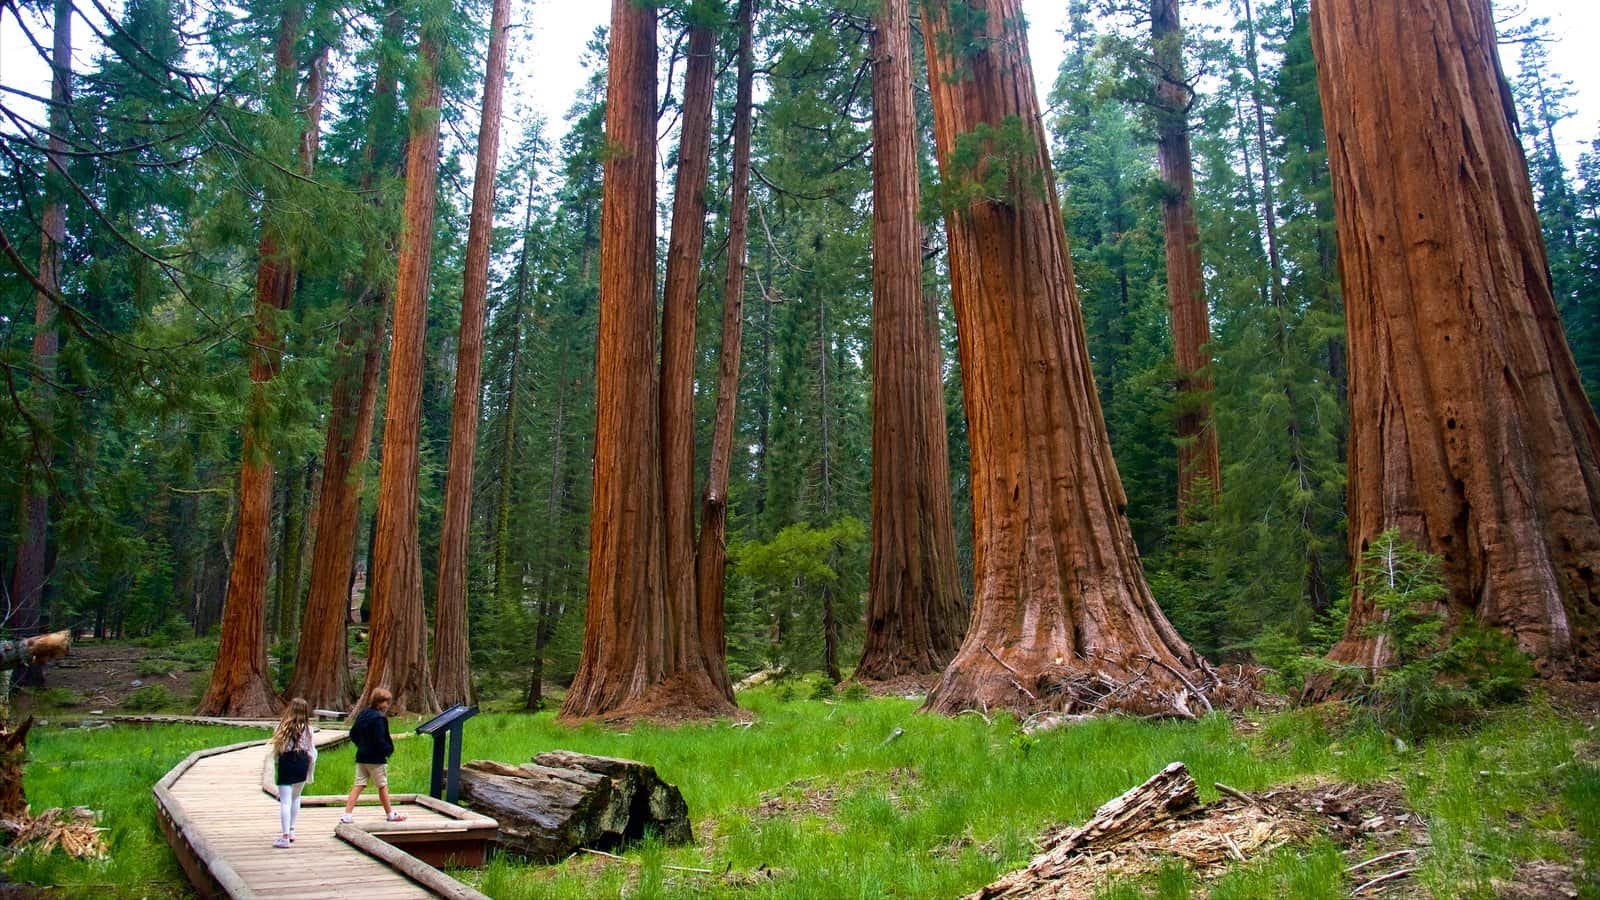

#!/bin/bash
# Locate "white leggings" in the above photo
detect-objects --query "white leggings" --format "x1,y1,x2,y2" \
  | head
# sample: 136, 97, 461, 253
278, 782, 305, 835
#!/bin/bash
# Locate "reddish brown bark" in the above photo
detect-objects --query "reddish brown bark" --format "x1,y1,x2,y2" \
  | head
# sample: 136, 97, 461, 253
200, 7, 322, 718
856, 0, 965, 683
560, 0, 733, 721
694, 0, 755, 703
431, 0, 513, 709
1311, 0, 1600, 682
9, 0, 69, 688
920, 0, 1204, 717
1152, 0, 1219, 516
661, 11, 718, 685
360, 33, 445, 716
289, 6, 402, 713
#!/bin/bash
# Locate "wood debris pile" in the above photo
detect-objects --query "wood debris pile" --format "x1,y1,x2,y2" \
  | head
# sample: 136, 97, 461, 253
974, 763, 1427, 899
1027, 651, 1271, 722
0, 807, 107, 860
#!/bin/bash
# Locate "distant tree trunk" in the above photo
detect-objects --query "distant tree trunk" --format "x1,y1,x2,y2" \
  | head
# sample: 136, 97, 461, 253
493, 178, 536, 623
920, 0, 1205, 717
694, 0, 755, 703
1240, 0, 1286, 307
274, 457, 314, 643
857, 0, 966, 684
661, 9, 717, 682
201, 7, 322, 717
1152, 0, 1220, 515
1310, 0, 1600, 683
289, 5, 402, 712
361, 32, 445, 716
10, 0, 69, 689
561, 0, 733, 721
433, 0, 513, 709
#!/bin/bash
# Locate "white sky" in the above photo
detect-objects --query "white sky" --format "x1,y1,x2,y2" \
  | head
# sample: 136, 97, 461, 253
3, 0, 1598, 177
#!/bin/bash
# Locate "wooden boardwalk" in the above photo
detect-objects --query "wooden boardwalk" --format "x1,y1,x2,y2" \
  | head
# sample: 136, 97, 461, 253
154, 730, 497, 899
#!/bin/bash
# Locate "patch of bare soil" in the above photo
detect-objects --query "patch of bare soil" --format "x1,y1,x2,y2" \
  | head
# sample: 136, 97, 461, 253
849, 674, 939, 699
753, 768, 920, 827
1544, 681, 1600, 722
13, 641, 200, 717
1494, 861, 1580, 899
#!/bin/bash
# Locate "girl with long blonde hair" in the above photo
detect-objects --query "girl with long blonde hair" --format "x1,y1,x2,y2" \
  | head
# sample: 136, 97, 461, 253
271, 697, 316, 848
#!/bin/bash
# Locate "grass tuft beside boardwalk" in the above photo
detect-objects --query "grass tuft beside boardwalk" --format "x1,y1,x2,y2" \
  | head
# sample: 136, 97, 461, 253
6, 685, 1595, 898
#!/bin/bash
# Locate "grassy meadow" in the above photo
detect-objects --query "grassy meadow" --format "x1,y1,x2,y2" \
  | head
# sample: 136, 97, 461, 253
6, 683, 1597, 898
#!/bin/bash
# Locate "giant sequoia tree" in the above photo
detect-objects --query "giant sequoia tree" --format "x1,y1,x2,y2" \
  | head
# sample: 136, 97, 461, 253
560, 0, 734, 721
1312, 0, 1600, 681
433, 0, 514, 709
361, 26, 446, 715
856, 0, 965, 682
200, 5, 325, 717
920, 0, 1205, 716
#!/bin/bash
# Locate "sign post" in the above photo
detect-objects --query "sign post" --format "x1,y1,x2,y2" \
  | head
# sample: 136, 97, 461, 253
416, 704, 479, 804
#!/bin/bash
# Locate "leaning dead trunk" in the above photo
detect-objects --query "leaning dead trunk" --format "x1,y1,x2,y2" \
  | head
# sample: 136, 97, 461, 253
1152, 0, 1220, 516
1310, 0, 1600, 682
201, 8, 323, 717
920, 0, 1206, 717
694, 0, 756, 703
362, 31, 446, 716
857, 0, 967, 683
432, 0, 514, 709
459, 751, 691, 861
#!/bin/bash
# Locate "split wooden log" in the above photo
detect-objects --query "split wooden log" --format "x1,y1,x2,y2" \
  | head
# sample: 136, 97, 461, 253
459, 751, 691, 862
0, 717, 34, 821
973, 762, 1199, 899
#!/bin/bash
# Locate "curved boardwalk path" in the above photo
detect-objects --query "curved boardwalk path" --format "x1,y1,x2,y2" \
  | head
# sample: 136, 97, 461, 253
154, 730, 496, 899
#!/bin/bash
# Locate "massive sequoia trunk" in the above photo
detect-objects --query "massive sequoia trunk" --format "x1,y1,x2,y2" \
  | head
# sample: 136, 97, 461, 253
432, 0, 513, 709
1152, 0, 1220, 515
560, 0, 732, 721
1311, 0, 1600, 681
659, 8, 717, 684
361, 32, 445, 716
693, 0, 755, 703
201, 8, 323, 717
856, 0, 966, 683
920, 0, 1205, 717
289, 4, 403, 712
10, 0, 70, 690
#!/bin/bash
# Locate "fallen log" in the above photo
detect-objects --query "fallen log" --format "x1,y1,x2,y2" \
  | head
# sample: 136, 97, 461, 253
974, 762, 1200, 899
459, 751, 691, 862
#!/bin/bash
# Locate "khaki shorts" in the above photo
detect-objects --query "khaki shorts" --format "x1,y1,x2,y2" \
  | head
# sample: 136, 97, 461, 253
354, 763, 388, 788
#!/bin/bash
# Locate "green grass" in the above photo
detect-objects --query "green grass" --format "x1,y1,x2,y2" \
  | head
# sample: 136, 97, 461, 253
6, 685, 1595, 898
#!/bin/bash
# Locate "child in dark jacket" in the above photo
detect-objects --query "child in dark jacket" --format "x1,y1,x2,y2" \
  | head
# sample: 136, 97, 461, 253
341, 688, 406, 823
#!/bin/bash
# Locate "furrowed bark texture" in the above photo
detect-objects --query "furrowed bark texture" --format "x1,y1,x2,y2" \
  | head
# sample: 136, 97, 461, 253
432, 0, 514, 709
694, 0, 756, 703
660, 13, 717, 682
920, 0, 1204, 716
1311, 0, 1600, 681
290, 4, 403, 712
201, 8, 319, 717
857, 0, 966, 682
561, 0, 732, 721
10, 0, 70, 688
1152, 0, 1220, 516
362, 34, 445, 716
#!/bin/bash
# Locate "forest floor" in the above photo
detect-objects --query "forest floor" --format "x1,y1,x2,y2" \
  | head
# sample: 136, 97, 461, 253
3, 672, 1597, 898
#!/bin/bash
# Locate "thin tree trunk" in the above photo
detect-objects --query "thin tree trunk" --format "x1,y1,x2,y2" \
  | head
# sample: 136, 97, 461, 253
857, 0, 966, 683
289, 5, 402, 711
10, 0, 69, 689
1152, 0, 1220, 516
274, 457, 313, 643
920, 0, 1205, 717
562, 0, 732, 721
660, 8, 718, 678
200, 7, 321, 717
491, 182, 535, 620
361, 31, 445, 716
1311, 0, 1600, 683
433, 0, 513, 709
1240, 0, 1285, 307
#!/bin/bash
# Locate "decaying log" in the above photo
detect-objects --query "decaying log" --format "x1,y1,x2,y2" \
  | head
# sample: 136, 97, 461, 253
1, 717, 34, 820
0, 632, 71, 672
974, 762, 1199, 899
459, 751, 690, 861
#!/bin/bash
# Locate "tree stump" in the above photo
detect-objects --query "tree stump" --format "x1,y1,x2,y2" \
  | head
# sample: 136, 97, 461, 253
459, 751, 691, 861
0, 718, 34, 823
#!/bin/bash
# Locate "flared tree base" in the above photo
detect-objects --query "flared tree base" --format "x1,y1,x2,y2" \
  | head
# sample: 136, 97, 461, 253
924, 646, 1218, 721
